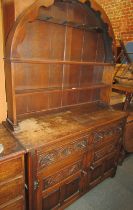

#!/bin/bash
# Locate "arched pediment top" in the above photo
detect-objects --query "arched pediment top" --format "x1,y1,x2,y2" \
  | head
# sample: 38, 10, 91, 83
80, 0, 115, 44
5, 0, 55, 57
5, 0, 116, 58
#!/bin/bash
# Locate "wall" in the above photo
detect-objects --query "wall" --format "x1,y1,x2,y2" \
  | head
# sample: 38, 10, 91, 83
0, 1, 7, 122
96, 0, 133, 44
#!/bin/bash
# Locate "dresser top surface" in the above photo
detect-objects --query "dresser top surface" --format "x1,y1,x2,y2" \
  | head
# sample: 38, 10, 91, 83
0, 125, 24, 161
13, 103, 127, 150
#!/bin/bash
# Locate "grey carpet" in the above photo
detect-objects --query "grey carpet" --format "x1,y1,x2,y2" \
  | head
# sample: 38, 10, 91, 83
66, 154, 133, 210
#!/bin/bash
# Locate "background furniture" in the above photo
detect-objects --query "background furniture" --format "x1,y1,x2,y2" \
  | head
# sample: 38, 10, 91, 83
112, 84, 133, 111
0, 125, 25, 210
113, 40, 133, 110
112, 40, 133, 153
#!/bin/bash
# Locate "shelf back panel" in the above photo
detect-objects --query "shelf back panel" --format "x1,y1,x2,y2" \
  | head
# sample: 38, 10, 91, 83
4, 0, 115, 126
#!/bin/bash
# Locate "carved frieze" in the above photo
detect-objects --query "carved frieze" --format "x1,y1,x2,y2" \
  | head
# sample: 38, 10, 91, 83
93, 123, 123, 143
43, 161, 82, 190
38, 138, 88, 168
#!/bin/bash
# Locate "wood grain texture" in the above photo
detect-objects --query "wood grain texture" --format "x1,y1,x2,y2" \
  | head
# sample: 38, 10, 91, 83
13, 103, 127, 150
2, 1, 127, 210
0, 125, 25, 210
3, 0, 115, 126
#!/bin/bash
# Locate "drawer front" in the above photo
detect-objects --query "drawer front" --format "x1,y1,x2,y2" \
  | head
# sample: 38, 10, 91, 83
94, 143, 117, 161
0, 157, 23, 183
93, 121, 124, 148
37, 136, 89, 169
0, 198, 24, 210
42, 160, 82, 191
0, 177, 24, 206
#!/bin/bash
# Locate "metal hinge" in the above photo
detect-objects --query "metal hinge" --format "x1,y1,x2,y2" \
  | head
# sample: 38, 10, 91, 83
34, 180, 39, 191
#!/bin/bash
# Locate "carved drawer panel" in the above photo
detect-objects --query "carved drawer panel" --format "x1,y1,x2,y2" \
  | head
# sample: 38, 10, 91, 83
38, 136, 89, 169
93, 121, 124, 148
43, 160, 82, 190
94, 143, 117, 161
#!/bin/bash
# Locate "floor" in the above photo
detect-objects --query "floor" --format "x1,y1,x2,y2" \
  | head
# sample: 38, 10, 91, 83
66, 154, 133, 210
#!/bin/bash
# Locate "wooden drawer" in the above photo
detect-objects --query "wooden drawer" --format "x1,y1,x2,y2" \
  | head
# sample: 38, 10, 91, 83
37, 135, 91, 170
93, 121, 124, 149
42, 160, 83, 191
0, 157, 23, 183
0, 198, 24, 210
94, 143, 117, 161
0, 177, 24, 206
0, 125, 25, 210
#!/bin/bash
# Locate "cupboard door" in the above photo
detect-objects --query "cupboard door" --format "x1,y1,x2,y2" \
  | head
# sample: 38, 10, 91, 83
36, 172, 83, 210
60, 172, 84, 209
103, 152, 118, 178
88, 151, 118, 190
88, 161, 103, 189
62, 175, 81, 203
42, 188, 60, 210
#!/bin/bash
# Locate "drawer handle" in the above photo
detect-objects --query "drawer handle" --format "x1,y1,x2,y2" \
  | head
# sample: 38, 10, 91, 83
90, 166, 94, 171
34, 180, 39, 191
0, 144, 4, 154
117, 126, 122, 132
76, 139, 88, 149
82, 170, 87, 176
94, 132, 103, 142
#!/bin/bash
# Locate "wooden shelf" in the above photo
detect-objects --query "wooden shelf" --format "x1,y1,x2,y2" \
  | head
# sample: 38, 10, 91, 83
37, 15, 103, 32
6, 58, 113, 66
15, 83, 110, 95
4, 0, 115, 124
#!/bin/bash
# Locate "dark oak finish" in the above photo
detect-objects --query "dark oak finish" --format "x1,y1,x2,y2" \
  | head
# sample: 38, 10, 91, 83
12, 103, 127, 210
124, 116, 133, 152
2, 1, 127, 210
3, 0, 115, 127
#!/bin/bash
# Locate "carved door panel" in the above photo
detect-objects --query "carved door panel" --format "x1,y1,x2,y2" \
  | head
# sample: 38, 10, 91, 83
36, 163, 85, 210
36, 173, 83, 210
88, 160, 104, 189
103, 152, 118, 178
61, 173, 82, 206
42, 188, 60, 210
35, 177, 61, 210
87, 151, 118, 190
